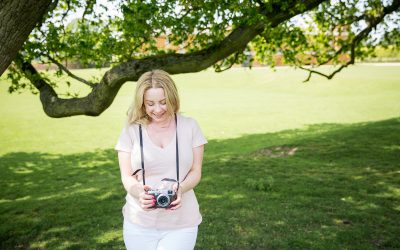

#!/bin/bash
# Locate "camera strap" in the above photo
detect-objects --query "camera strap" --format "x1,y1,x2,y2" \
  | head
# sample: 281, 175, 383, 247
136, 114, 179, 188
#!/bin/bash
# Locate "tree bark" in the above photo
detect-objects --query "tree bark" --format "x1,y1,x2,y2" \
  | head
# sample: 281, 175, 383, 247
0, 0, 53, 76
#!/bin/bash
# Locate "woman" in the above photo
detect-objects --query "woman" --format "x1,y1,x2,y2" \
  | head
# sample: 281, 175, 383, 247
115, 70, 207, 250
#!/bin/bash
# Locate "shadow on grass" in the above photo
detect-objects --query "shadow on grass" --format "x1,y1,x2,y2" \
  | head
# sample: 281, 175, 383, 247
1, 118, 399, 249
0, 149, 124, 249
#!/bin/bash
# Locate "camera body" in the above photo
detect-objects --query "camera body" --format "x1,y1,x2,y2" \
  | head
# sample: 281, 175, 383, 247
147, 189, 176, 208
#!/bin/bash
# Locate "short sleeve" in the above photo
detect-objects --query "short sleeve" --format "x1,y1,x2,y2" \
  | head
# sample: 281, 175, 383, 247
115, 124, 134, 152
191, 119, 207, 148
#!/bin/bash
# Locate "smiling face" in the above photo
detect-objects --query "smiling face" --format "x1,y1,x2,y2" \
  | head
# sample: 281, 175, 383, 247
143, 87, 170, 123
128, 70, 180, 125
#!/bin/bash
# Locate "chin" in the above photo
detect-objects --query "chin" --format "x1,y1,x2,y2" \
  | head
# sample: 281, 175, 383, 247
151, 113, 168, 121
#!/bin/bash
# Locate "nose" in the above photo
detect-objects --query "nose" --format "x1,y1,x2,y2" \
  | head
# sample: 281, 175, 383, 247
154, 104, 162, 112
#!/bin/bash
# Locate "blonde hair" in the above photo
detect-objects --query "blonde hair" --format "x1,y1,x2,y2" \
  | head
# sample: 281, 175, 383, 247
127, 70, 180, 124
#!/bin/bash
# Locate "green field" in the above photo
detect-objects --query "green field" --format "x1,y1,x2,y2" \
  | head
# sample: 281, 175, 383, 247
1, 65, 400, 249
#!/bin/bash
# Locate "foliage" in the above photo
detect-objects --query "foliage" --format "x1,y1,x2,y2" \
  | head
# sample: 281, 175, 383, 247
8, 0, 400, 97
253, 0, 400, 67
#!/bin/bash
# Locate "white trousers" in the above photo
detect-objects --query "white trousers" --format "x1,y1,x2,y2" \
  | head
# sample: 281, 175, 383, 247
123, 219, 198, 250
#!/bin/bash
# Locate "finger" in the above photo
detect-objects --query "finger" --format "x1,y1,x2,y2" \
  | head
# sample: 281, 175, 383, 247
140, 195, 156, 204
140, 198, 155, 205
141, 198, 156, 207
169, 203, 181, 210
141, 194, 155, 200
143, 185, 152, 191
140, 191, 155, 199
170, 196, 181, 206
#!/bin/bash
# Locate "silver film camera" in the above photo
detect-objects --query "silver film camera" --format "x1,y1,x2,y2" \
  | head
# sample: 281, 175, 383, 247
147, 189, 176, 208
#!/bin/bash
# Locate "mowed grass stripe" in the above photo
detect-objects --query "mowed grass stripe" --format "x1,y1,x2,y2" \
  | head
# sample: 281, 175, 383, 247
0, 65, 399, 155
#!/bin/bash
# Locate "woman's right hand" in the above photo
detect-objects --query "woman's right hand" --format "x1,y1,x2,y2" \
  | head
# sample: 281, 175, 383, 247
138, 185, 156, 211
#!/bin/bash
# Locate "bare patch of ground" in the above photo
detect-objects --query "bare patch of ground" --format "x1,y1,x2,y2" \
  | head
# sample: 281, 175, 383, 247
252, 146, 298, 158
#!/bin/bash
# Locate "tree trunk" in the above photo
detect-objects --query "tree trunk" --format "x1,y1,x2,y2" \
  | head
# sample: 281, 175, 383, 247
0, 0, 53, 76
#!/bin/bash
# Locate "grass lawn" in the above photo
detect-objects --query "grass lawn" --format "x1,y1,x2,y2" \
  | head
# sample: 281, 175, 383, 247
0, 64, 399, 249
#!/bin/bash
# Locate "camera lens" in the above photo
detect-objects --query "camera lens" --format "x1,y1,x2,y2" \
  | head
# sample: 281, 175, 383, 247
157, 195, 170, 207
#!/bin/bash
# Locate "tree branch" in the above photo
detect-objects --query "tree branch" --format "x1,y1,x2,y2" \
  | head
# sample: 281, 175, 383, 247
46, 54, 96, 88
299, 48, 354, 82
300, 0, 400, 82
18, 0, 328, 118
61, 0, 72, 20
176, 5, 200, 23
214, 52, 240, 73
15, 54, 116, 117
82, 0, 96, 20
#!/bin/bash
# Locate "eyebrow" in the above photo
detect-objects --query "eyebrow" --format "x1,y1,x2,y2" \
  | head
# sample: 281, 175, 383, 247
145, 99, 166, 103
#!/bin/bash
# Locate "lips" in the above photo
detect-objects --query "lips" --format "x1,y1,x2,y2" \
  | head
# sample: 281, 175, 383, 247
152, 112, 166, 119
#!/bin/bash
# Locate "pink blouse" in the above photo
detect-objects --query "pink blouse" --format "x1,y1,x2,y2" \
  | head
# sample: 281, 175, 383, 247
115, 114, 207, 229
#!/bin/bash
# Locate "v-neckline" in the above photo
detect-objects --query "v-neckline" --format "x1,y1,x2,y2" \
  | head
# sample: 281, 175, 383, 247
143, 115, 178, 150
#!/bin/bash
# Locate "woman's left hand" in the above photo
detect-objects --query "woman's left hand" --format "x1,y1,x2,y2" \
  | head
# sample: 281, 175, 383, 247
169, 183, 182, 210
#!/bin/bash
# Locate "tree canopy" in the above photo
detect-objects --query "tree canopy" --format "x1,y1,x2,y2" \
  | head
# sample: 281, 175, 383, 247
2, 0, 400, 117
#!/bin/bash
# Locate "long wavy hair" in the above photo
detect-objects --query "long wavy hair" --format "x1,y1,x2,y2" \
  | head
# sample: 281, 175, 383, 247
127, 70, 180, 125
